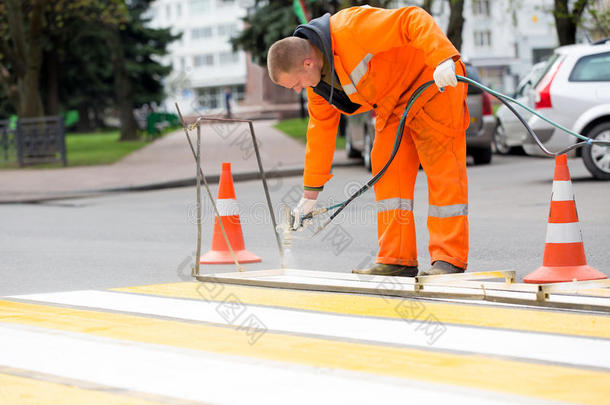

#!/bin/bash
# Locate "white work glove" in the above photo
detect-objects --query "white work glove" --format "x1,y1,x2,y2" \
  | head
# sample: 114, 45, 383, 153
433, 58, 457, 91
291, 197, 317, 231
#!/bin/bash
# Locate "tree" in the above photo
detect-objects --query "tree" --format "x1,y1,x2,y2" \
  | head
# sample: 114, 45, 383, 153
0, 0, 127, 118
231, 0, 391, 65
1, 0, 46, 118
553, 0, 589, 45
584, 0, 610, 40
105, 0, 179, 140
446, 0, 465, 52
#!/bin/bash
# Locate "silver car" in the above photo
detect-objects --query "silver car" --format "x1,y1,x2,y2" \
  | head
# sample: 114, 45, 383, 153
494, 61, 547, 155
344, 63, 496, 168
518, 39, 610, 179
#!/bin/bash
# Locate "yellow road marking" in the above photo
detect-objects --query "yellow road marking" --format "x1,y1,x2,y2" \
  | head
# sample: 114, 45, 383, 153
0, 372, 162, 405
114, 281, 610, 339
1, 299, 609, 404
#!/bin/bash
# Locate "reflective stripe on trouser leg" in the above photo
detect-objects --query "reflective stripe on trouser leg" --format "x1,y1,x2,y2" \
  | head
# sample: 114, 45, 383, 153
372, 115, 420, 267
410, 80, 469, 269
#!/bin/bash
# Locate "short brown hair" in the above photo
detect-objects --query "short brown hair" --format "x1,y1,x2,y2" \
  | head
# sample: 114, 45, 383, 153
267, 37, 311, 83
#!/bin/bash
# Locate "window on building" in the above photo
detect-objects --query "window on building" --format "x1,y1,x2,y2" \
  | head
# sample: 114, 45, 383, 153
166, 4, 171, 19
532, 48, 554, 64
192, 27, 213, 40
217, 23, 238, 37
180, 57, 186, 71
188, 0, 212, 14
219, 52, 239, 65
472, 0, 490, 16
474, 31, 492, 47
569, 52, 610, 82
193, 54, 214, 67
176, 3, 182, 17
218, 0, 235, 6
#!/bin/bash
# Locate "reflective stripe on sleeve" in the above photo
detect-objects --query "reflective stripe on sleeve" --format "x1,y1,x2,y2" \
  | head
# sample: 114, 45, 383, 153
428, 204, 468, 218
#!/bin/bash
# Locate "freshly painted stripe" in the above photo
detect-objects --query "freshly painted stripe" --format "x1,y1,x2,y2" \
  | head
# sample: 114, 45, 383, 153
0, 300, 609, 404
549, 200, 579, 223
343, 83, 357, 95
2, 324, 503, 405
546, 222, 582, 243
0, 371, 165, 405
376, 197, 413, 212
428, 204, 468, 218
551, 180, 574, 201
10, 291, 610, 369
215, 198, 239, 216
114, 282, 610, 339
349, 53, 374, 85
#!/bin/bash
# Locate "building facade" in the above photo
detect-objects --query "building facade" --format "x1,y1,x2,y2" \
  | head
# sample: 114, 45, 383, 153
147, 0, 248, 114
150, 0, 565, 112
395, 0, 558, 93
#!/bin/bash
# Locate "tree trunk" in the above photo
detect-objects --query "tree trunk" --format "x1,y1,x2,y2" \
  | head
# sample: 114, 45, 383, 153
107, 27, 139, 141
76, 104, 93, 132
421, 0, 434, 14
553, 0, 589, 46
446, 0, 465, 52
44, 48, 60, 116
5, 0, 46, 118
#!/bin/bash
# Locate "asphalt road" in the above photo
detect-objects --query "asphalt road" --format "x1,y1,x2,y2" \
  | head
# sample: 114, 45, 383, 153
1, 154, 608, 295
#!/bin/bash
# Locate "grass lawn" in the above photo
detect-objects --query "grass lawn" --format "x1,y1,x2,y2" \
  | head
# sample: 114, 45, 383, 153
0, 127, 181, 169
274, 118, 345, 149
64, 131, 149, 166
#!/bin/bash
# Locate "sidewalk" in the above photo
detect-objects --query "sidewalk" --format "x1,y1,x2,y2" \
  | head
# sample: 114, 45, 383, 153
0, 120, 360, 203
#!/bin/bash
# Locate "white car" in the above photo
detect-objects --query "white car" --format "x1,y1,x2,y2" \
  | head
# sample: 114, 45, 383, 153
520, 39, 610, 179
494, 62, 547, 154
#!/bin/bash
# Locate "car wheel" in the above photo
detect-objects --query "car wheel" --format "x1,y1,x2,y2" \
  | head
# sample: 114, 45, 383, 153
493, 120, 512, 155
582, 122, 610, 180
345, 127, 361, 158
471, 146, 492, 165
363, 132, 373, 171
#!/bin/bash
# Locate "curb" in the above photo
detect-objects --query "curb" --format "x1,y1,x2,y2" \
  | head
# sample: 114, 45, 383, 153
0, 160, 362, 204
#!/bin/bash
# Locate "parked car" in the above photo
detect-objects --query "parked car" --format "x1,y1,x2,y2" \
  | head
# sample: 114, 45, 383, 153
519, 38, 610, 179
494, 61, 547, 155
344, 63, 496, 169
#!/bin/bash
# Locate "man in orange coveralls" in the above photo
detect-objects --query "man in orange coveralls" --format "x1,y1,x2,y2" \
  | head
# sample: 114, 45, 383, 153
267, 6, 470, 276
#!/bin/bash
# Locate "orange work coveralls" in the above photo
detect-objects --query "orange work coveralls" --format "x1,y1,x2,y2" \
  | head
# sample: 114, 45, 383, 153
301, 6, 470, 269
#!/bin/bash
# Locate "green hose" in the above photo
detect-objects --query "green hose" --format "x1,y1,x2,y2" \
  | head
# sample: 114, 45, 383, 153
303, 75, 610, 234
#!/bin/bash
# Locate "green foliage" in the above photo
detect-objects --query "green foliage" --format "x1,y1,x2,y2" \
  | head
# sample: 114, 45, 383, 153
119, 0, 179, 107
0, 0, 177, 126
275, 117, 345, 149
231, 0, 391, 66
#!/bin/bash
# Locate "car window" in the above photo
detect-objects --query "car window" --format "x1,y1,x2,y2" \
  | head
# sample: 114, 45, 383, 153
532, 53, 560, 88
569, 52, 610, 82
464, 65, 483, 95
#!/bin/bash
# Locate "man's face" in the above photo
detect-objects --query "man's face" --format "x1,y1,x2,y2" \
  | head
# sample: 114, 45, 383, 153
276, 58, 322, 93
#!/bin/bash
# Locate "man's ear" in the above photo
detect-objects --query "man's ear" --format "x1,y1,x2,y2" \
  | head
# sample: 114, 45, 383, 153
302, 58, 313, 70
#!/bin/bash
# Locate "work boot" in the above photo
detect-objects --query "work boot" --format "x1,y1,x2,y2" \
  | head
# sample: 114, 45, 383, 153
418, 260, 465, 276
352, 263, 418, 277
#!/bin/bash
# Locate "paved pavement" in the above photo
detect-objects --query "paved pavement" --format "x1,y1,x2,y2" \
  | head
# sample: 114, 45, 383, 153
0, 120, 359, 203
1, 279, 608, 404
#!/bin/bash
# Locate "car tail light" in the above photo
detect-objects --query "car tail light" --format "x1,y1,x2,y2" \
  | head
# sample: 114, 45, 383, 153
535, 61, 562, 109
482, 92, 492, 116
370, 109, 377, 118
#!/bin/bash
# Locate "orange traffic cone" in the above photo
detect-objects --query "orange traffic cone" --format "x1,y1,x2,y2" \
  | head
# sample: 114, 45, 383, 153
200, 162, 261, 264
524, 155, 606, 283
